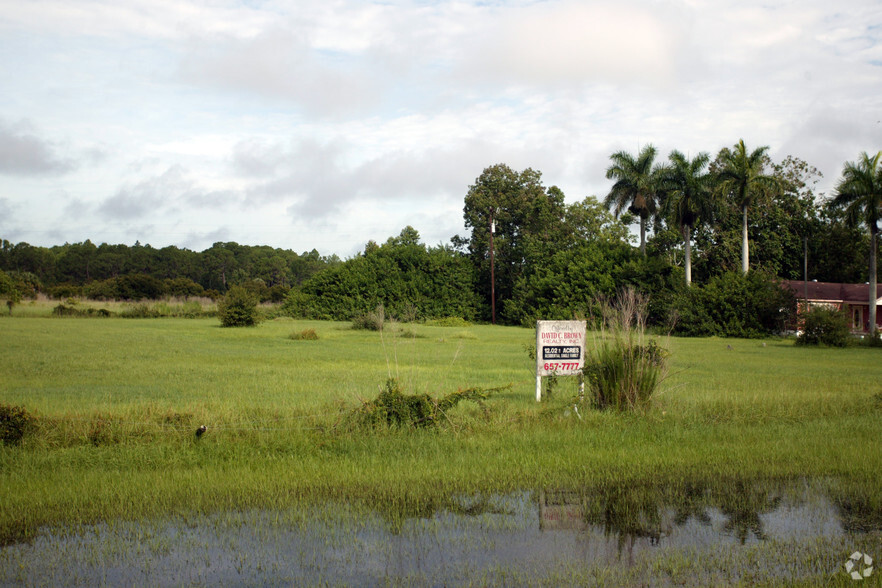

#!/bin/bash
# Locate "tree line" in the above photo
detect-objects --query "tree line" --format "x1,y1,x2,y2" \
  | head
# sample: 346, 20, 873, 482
1, 140, 880, 337
0, 240, 340, 302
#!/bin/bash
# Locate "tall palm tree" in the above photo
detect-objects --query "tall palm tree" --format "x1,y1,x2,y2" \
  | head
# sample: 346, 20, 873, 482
829, 151, 882, 337
715, 140, 778, 273
661, 150, 714, 285
605, 144, 664, 256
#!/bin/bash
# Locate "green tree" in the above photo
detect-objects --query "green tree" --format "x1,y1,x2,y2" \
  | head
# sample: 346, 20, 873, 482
604, 144, 665, 256
287, 227, 479, 321
828, 151, 882, 337
692, 154, 824, 282
461, 164, 566, 322
503, 197, 637, 325
715, 140, 779, 274
0, 269, 21, 315
660, 150, 715, 285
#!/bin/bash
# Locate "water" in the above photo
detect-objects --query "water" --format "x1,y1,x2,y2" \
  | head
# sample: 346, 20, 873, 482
1, 479, 880, 586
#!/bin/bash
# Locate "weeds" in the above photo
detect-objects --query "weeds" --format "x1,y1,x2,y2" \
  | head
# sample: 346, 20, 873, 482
347, 379, 506, 429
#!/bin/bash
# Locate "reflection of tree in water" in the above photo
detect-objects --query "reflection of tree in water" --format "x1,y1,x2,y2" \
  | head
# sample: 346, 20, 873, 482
672, 482, 712, 527
581, 485, 672, 562
715, 480, 782, 545
832, 493, 882, 534
373, 493, 514, 535
544, 479, 797, 559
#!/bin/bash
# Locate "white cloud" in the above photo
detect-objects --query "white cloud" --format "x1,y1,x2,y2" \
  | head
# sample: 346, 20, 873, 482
1, 0, 881, 254
0, 118, 75, 176
454, 1, 690, 88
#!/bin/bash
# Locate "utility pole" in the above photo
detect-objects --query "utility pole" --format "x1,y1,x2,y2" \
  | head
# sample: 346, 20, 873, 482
490, 208, 496, 325
804, 235, 808, 303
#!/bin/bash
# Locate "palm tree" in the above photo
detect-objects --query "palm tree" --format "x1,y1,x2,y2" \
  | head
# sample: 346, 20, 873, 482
661, 150, 714, 285
715, 140, 778, 273
605, 144, 664, 255
829, 151, 882, 337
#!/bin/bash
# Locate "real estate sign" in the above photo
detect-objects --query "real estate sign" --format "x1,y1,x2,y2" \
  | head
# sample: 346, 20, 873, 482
535, 320, 586, 401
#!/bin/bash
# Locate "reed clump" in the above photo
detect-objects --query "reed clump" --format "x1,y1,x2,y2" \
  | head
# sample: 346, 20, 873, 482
584, 288, 669, 411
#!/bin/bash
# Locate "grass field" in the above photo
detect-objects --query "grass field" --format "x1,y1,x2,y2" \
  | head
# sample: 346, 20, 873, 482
2, 309, 881, 583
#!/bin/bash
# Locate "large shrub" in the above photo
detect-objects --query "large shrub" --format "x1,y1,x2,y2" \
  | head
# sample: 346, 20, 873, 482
284, 227, 480, 321
84, 274, 166, 301
670, 271, 796, 338
217, 286, 261, 327
164, 277, 204, 299
796, 306, 851, 347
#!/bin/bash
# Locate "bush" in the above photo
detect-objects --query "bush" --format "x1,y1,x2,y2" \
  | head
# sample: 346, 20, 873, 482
217, 286, 261, 327
584, 289, 668, 411
352, 304, 386, 331
52, 303, 112, 317
796, 307, 851, 347
670, 271, 796, 338
348, 379, 503, 429
164, 277, 204, 299
423, 317, 472, 327
47, 283, 82, 299
0, 404, 35, 445
289, 328, 319, 340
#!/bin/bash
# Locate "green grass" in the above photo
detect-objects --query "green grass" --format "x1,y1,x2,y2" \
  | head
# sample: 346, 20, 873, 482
1, 315, 881, 549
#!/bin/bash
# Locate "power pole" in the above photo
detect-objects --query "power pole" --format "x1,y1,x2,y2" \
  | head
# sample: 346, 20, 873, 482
490, 208, 496, 325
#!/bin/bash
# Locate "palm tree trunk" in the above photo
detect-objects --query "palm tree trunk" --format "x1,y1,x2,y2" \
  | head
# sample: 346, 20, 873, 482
870, 223, 878, 337
639, 215, 646, 256
684, 224, 692, 286
741, 205, 749, 274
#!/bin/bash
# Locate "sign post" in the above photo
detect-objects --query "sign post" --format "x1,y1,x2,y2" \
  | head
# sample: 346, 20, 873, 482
535, 320, 586, 402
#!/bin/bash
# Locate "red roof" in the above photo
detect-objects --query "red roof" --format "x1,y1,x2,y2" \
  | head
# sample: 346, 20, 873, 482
783, 280, 882, 304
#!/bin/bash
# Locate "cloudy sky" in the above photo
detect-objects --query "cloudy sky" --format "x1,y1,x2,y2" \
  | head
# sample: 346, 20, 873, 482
1, 0, 881, 257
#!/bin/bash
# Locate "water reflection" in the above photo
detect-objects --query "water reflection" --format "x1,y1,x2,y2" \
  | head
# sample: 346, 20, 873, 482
538, 478, 875, 554
1, 478, 880, 586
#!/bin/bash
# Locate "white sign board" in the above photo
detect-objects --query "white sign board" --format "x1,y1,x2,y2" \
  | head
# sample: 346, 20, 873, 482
535, 320, 586, 401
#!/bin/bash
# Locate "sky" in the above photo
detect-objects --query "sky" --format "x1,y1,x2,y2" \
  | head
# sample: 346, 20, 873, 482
1, 0, 881, 258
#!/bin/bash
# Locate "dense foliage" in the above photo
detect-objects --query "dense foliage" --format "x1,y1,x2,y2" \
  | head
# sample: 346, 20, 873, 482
1, 143, 877, 337
284, 227, 480, 322
668, 271, 796, 338
796, 307, 851, 347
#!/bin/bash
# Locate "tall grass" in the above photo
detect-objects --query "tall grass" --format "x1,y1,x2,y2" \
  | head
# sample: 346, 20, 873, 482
585, 288, 668, 411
